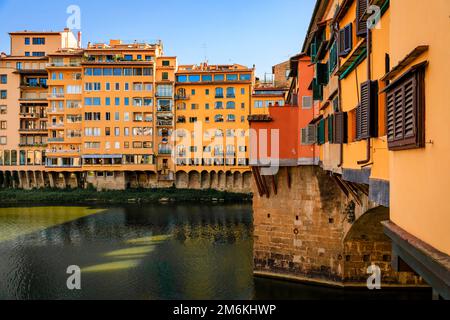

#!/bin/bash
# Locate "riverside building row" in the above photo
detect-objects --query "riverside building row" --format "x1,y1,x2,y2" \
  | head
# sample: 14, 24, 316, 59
0, 29, 278, 192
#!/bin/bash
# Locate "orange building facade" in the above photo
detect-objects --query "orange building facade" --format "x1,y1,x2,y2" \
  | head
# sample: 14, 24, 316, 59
0, 31, 257, 192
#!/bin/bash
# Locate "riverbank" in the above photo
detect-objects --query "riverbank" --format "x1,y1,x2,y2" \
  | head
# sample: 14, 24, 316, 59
0, 188, 253, 205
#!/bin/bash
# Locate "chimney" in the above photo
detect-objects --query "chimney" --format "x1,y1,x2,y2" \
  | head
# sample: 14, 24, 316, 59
77, 31, 82, 48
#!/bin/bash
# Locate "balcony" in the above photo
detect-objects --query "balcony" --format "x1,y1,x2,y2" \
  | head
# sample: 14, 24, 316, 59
46, 149, 81, 154
158, 149, 172, 155
48, 123, 65, 129
155, 92, 173, 98
47, 108, 65, 114
20, 93, 48, 101
20, 82, 48, 89
47, 62, 81, 68
19, 113, 41, 119
47, 137, 65, 143
174, 95, 190, 100
48, 93, 65, 99
157, 106, 173, 113
19, 128, 47, 133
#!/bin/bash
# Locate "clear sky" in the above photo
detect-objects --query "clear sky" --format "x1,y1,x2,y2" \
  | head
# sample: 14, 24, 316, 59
0, 0, 316, 78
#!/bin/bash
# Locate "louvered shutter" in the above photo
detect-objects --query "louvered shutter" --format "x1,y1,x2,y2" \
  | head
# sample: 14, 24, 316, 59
313, 79, 323, 101
317, 119, 326, 145
338, 28, 346, 56
317, 63, 329, 85
307, 125, 317, 145
386, 69, 425, 151
334, 112, 348, 144
338, 24, 353, 57
359, 80, 379, 139
356, 105, 362, 140
357, 0, 368, 37
328, 115, 334, 143
301, 128, 308, 145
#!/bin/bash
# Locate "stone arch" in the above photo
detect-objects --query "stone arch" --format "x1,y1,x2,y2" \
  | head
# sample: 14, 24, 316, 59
176, 171, 188, 188
188, 171, 201, 189
201, 170, 211, 189
218, 170, 226, 190
343, 206, 399, 283
233, 172, 242, 191
225, 171, 234, 190
210, 171, 218, 189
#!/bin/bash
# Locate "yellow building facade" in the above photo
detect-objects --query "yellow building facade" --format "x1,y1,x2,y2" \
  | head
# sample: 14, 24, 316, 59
173, 64, 254, 189
299, 0, 449, 298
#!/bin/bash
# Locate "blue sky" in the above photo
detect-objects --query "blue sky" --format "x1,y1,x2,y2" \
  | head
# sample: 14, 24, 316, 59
0, 0, 315, 78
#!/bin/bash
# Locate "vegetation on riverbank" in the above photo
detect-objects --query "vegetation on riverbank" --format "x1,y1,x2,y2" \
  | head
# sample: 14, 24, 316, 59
0, 188, 253, 205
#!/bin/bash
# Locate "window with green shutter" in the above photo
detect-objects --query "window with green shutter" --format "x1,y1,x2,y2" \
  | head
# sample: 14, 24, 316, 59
317, 62, 329, 85
317, 119, 326, 145
312, 79, 323, 101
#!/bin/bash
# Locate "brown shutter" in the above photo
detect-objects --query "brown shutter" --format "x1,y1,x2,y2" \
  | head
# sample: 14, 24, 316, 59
338, 28, 346, 57
386, 64, 426, 151
359, 80, 379, 139
357, 0, 368, 37
334, 112, 348, 144
356, 105, 362, 140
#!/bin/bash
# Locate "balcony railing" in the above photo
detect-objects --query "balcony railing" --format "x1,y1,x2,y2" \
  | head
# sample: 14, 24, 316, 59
158, 149, 172, 155
174, 95, 190, 100
20, 93, 48, 100
157, 120, 174, 127
48, 123, 65, 129
47, 137, 65, 142
20, 82, 48, 89
155, 92, 173, 98
19, 128, 47, 132
49, 93, 65, 99
157, 106, 173, 113
46, 149, 81, 154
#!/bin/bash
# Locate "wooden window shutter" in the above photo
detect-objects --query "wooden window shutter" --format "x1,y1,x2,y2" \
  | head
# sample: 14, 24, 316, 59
356, 0, 368, 37
358, 80, 379, 139
301, 128, 308, 145
313, 79, 323, 101
356, 105, 362, 140
386, 67, 425, 150
317, 62, 329, 85
306, 125, 317, 145
334, 112, 348, 144
328, 115, 334, 143
339, 24, 353, 57
317, 119, 326, 145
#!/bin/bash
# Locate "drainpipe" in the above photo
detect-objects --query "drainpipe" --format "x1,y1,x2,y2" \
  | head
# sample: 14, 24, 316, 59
335, 22, 344, 168
357, 20, 372, 166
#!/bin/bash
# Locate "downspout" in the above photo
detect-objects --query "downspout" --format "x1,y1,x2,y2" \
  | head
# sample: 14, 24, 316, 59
357, 19, 372, 166
335, 22, 344, 168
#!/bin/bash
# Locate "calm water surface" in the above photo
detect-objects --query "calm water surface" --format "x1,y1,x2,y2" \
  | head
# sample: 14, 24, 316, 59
0, 205, 430, 300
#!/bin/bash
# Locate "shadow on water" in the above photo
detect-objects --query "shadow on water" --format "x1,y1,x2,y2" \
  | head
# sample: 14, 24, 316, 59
0, 204, 431, 300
